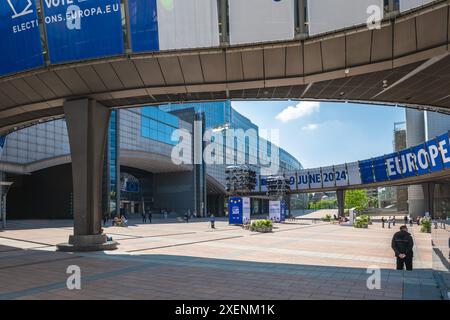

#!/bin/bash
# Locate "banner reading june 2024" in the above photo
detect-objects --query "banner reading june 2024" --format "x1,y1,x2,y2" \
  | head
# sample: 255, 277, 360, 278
42, 0, 124, 64
0, 0, 44, 76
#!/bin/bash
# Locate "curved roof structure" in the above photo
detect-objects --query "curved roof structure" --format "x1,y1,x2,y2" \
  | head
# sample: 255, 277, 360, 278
1, 0, 450, 134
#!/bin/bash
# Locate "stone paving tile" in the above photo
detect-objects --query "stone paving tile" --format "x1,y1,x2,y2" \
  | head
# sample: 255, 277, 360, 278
0, 219, 446, 300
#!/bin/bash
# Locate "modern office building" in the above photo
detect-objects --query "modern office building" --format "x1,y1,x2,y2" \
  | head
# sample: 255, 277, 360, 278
0, 101, 303, 219
393, 122, 409, 212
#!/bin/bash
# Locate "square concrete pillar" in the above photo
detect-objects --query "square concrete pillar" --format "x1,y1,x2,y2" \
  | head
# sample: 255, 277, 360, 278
337, 189, 345, 217
423, 182, 436, 218
57, 99, 117, 252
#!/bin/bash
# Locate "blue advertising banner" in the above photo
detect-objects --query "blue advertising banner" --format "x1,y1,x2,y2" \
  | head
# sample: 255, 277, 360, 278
42, 0, 124, 64
373, 156, 389, 182
260, 177, 267, 192
0, 0, 44, 76
280, 200, 286, 222
438, 132, 450, 169
411, 143, 430, 176
128, 0, 159, 52
228, 197, 243, 225
0, 136, 6, 158
359, 159, 374, 184
425, 138, 444, 172
397, 148, 417, 178
384, 152, 403, 181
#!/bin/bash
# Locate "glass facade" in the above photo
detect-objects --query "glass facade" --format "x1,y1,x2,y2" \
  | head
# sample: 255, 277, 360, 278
160, 101, 230, 130
141, 107, 180, 146
0, 119, 69, 164
109, 110, 119, 215
158, 100, 303, 188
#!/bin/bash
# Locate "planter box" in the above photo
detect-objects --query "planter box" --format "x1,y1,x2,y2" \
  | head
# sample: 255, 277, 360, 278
252, 227, 273, 233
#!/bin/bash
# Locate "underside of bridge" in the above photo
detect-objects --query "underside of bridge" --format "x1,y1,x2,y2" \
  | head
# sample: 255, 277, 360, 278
1, 1, 450, 135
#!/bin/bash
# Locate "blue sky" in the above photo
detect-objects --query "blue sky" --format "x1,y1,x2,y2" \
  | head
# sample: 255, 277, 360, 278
231, 101, 406, 169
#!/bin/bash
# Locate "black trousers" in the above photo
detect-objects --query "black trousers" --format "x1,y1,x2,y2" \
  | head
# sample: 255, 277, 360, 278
396, 255, 413, 270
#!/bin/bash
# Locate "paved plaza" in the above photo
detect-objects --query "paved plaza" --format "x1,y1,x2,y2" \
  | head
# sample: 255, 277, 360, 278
0, 217, 447, 300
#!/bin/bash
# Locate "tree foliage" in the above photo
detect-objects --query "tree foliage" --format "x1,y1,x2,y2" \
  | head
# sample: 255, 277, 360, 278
345, 189, 369, 211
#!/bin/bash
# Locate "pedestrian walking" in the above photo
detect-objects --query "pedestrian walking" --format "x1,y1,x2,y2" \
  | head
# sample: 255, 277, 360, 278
148, 210, 152, 224
185, 211, 189, 223
142, 211, 147, 224
409, 216, 413, 227
381, 217, 385, 228
417, 216, 421, 226
388, 216, 392, 229
102, 213, 108, 227
393, 216, 396, 226
210, 214, 215, 229
404, 215, 408, 225
391, 225, 414, 270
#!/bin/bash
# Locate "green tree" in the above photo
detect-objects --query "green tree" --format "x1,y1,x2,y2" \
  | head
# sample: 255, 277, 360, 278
345, 190, 369, 211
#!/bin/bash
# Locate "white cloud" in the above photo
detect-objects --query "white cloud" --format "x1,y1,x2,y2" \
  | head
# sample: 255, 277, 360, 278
275, 101, 320, 123
301, 123, 319, 131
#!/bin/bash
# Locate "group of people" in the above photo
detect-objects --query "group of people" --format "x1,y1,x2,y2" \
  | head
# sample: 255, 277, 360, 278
381, 215, 422, 229
332, 214, 349, 224
381, 216, 396, 228
141, 210, 153, 224
103, 214, 128, 227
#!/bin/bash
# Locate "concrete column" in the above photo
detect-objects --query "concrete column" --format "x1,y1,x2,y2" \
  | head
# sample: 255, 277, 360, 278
337, 190, 345, 217
406, 109, 426, 217
57, 99, 117, 252
423, 182, 436, 218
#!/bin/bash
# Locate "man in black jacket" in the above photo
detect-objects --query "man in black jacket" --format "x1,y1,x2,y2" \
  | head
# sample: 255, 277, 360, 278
391, 225, 414, 270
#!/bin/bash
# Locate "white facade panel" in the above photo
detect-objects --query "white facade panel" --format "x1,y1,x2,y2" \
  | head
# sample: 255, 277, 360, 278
269, 200, 281, 221
321, 166, 335, 188
297, 170, 310, 190
308, 0, 384, 36
309, 168, 322, 189
347, 162, 362, 186
334, 164, 349, 187
400, 0, 435, 12
157, 0, 220, 50
229, 0, 295, 45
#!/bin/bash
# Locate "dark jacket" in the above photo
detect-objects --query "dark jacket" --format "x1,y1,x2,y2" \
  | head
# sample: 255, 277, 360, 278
391, 230, 414, 257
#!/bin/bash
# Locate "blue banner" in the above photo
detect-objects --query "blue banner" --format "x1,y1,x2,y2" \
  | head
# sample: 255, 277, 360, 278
438, 132, 450, 169
411, 143, 430, 176
359, 159, 374, 184
280, 200, 286, 222
373, 156, 388, 182
397, 148, 417, 178
0, 135, 5, 158
0, 0, 44, 76
426, 138, 444, 172
128, 0, 159, 53
229, 197, 243, 225
384, 152, 403, 181
42, 0, 124, 64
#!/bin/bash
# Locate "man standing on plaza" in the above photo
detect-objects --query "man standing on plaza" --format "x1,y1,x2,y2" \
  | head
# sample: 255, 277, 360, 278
391, 225, 414, 270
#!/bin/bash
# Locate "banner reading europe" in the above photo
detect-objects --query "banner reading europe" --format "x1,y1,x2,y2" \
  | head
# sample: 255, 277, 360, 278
0, 0, 44, 76
42, 0, 124, 64
268, 131, 450, 192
